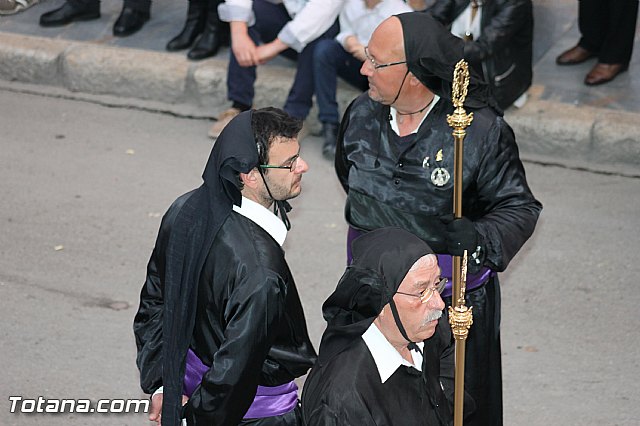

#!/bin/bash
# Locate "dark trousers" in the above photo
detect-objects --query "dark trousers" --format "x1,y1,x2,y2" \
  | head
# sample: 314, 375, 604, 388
313, 39, 368, 125
69, 0, 151, 13
578, 0, 638, 64
227, 0, 338, 119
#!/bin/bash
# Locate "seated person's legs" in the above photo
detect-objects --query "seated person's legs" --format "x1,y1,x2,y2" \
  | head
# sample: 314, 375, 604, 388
210, 0, 292, 139
282, 21, 339, 121
314, 38, 368, 159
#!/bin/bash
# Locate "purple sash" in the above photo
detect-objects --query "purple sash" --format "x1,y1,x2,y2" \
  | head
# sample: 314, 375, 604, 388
346, 226, 492, 297
243, 381, 298, 419
182, 349, 298, 419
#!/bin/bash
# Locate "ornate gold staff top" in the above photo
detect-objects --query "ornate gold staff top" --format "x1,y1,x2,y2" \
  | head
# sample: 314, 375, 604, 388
446, 59, 474, 426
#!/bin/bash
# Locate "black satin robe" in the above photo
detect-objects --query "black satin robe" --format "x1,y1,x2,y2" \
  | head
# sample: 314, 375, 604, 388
302, 317, 457, 426
135, 210, 316, 426
336, 93, 542, 273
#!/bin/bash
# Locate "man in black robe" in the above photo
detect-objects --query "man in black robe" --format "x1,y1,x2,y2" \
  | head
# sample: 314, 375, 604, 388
133, 107, 317, 426
302, 227, 462, 425
335, 12, 542, 426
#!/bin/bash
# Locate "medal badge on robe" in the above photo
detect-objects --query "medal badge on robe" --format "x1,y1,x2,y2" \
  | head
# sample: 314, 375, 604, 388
425, 149, 450, 187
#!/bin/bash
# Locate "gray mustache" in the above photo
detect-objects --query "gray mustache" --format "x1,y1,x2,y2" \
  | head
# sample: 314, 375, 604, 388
422, 310, 442, 325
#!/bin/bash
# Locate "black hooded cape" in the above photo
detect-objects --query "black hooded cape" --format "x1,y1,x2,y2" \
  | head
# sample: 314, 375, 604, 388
133, 111, 279, 426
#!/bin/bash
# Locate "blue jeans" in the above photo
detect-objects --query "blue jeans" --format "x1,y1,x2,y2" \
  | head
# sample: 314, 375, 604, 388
227, 0, 338, 119
313, 39, 368, 125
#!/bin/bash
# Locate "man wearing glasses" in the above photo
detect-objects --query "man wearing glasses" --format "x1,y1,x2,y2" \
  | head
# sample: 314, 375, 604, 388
134, 107, 316, 426
335, 12, 542, 425
303, 227, 469, 425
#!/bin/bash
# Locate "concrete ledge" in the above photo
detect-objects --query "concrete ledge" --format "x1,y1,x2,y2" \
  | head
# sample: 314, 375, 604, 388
61, 44, 190, 103
505, 87, 640, 169
593, 110, 640, 163
506, 98, 597, 158
0, 33, 70, 86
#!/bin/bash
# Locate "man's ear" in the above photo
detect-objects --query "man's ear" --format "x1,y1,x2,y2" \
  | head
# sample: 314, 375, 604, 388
240, 169, 259, 188
407, 72, 422, 87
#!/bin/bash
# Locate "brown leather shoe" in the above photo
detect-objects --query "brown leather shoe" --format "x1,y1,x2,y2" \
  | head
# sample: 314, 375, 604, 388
556, 45, 595, 65
584, 63, 628, 86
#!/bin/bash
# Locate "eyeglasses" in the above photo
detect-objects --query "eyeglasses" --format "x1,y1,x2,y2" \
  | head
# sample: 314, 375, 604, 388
259, 154, 301, 172
396, 277, 448, 304
364, 46, 407, 70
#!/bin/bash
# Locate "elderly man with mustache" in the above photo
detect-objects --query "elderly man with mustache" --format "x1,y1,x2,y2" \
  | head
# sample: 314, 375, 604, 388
302, 227, 473, 425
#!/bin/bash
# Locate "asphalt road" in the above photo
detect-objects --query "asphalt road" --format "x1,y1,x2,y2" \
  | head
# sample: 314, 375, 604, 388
1, 86, 639, 425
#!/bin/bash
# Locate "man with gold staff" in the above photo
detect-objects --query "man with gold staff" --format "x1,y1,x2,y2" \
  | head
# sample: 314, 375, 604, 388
335, 12, 542, 425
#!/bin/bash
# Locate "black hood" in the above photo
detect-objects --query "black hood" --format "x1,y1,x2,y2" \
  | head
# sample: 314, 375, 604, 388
397, 12, 493, 110
318, 227, 434, 365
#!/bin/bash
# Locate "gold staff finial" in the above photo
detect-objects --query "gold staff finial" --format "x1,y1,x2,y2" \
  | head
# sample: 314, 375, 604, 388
447, 60, 474, 137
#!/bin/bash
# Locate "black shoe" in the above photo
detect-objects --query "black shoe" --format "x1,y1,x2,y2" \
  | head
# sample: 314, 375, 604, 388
113, 6, 149, 37
321, 122, 338, 160
39, 1, 100, 27
166, 3, 207, 51
187, 13, 228, 60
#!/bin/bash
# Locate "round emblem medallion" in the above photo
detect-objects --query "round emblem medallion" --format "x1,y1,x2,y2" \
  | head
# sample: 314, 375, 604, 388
430, 167, 450, 187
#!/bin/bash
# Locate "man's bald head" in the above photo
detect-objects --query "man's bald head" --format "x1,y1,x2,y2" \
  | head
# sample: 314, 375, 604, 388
370, 16, 405, 62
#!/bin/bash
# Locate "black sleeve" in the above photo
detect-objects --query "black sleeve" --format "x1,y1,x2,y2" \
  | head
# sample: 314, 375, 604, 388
184, 271, 287, 425
463, 0, 532, 63
133, 217, 170, 394
335, 99, 357, 193
472, 118, 542, 272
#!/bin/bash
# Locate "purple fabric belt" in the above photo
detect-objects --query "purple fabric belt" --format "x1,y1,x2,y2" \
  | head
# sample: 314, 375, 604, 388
182, 349, 298, 419
347, 227, 492, 298
243, 381, 298, 419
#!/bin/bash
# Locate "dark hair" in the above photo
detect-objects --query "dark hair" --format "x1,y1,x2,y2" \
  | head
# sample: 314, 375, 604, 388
251, 107, 303, 165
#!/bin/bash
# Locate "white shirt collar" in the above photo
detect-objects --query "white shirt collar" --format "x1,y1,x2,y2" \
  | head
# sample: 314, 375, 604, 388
232, 196, 287, 246
389, 95, 440, 135
361, 322, 424, 383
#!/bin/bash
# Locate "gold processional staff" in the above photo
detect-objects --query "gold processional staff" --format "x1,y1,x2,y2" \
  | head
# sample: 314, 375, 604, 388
446, 59, 475, 426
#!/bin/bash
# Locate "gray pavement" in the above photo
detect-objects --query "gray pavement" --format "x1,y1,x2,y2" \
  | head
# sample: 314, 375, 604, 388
1, 86, 640, 426
1, 0, 640, 173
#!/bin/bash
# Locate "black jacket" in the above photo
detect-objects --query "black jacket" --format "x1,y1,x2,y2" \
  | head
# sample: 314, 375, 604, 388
427, 0, 533, 109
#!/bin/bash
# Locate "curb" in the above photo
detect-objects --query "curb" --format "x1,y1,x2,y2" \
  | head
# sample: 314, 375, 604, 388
1, 31, 638, 173
505, 86, 640, 169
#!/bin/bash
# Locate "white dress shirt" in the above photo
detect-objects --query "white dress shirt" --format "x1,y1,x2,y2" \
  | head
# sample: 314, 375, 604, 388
335, 0, 413, 48
361, 322, 424, 383
232, 196, 288, 246
219, 0, 344, 52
